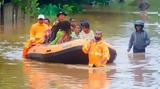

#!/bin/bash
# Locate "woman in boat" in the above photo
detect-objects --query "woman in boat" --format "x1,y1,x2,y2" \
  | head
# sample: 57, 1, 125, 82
50, 21, 71, 45
48, 11, 67, 43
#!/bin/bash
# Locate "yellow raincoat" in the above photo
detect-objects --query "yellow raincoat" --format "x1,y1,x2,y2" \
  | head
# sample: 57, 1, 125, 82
82, 40, 110, 67
25, 22, 49, 48
30, 22, 49, 40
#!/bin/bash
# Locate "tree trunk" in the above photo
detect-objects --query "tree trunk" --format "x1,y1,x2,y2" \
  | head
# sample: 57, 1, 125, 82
12, 5, 18, 30
0, 4, 4, 25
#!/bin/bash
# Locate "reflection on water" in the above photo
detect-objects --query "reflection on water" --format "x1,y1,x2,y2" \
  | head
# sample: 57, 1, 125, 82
83, 68, 110, 89
127, 53, 159, 88
23, 60, 116, 89
0, 6, 160, 89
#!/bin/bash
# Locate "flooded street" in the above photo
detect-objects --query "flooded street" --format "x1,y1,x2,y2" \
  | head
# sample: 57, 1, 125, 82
0, 10, 160, 89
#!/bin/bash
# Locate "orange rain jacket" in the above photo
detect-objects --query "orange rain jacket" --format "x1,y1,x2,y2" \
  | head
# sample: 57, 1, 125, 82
23, 22, 49, 57
25, 22, 49, 48
82, 40, 110, 67
30, 22, 49, 40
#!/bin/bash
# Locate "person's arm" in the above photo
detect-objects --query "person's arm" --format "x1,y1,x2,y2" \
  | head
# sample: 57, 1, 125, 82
53, 20, 59, 26
144, 31, 150, 46
82, 40, 91, 54
79, 32, 83, 39
29, 25, 35, 39
101, 43, 110, 65
50, 30, 64, 45
127, 33, 134, 52
90, 30, 95, 39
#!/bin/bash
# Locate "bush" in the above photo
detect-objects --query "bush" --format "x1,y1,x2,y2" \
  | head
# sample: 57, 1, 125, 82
39, 4, 60, 19
39, 3, 83, 19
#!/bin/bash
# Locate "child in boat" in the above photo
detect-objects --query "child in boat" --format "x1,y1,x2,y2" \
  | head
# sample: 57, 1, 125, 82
50, 21, 71, 45
79, 19, 94, 40
71, 24, 81, 39
82, 30, 110, 67
69, 18, 81, 39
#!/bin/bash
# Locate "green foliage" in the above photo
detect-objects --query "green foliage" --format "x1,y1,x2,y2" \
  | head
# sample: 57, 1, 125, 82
22, 0, 39, 16
129, 0, 138, 6
0, 0, 3, 3
39, 3, 83, 19
10, 0, 39, 17
63, 4, 82, 14
9, 0, 84, 19
39, 4, 60, 19
11, 0, 22, 5
68, 4, 83, 13
63, 4, 74, 14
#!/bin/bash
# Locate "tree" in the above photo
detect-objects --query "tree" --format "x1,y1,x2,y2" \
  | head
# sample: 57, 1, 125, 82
11, 0, 39, 16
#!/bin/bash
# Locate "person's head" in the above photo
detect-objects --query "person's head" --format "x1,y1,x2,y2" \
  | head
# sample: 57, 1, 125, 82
69, 18, 77, 30
80, 19, 90, 33
94, 30, 103, 41
57, 11, 67, 21
44, 18, 50, 26
69, 18, 76, 22
74, 25, 81, 34
58, 21, 71, 33
80, 19, 89, 29
134, 20, 144, 32
38, 14, 45, 24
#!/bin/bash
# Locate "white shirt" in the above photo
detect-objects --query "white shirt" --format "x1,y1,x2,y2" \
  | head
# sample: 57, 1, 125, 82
79, 30, 94, 40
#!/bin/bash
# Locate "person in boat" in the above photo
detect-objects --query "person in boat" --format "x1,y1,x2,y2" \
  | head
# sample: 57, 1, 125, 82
44, 18, 52, 44
50, 21, 71, 45
25, 14, 49, 48
71, 24, 81, 39
79, 19, 94, 40
127, 20, 150, 53
44, 18, 52, 28
82, 30, 110, 67
23, 14, 49, 57
48, 11, 67, 43
69, 18, 81, 39
69, 18, 77, 31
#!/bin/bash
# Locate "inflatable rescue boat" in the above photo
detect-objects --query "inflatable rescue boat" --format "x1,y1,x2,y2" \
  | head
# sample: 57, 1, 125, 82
26, 39, 117, 64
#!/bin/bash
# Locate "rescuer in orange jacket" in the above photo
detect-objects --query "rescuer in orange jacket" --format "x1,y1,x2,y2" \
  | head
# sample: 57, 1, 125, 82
23, 15, 49, 57
82, 30, 110, 67
25, 14, 49, 48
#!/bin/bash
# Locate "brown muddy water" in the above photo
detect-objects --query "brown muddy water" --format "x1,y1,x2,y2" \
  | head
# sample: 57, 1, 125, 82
0, 10, 160, 89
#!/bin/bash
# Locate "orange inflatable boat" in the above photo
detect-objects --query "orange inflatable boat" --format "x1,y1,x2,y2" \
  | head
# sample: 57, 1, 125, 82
25, 39, 117, 64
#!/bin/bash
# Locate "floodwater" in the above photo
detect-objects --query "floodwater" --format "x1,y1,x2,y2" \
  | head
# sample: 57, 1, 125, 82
0, 9, 160, 89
